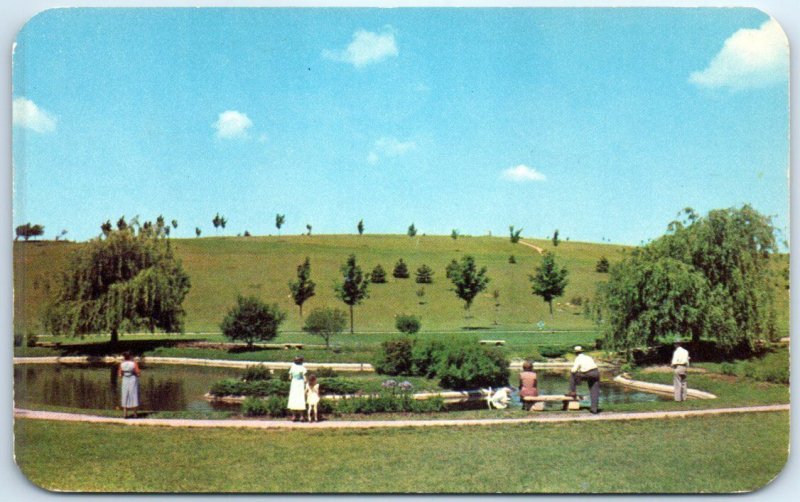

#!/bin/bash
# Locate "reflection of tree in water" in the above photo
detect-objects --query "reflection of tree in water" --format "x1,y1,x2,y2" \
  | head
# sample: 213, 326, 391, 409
142, 377, 186, 411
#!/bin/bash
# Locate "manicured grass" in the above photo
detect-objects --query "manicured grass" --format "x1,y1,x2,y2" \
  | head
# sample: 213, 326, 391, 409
12, 235, 633, 334
15, 411, 788, 493
14, 330, 601, 364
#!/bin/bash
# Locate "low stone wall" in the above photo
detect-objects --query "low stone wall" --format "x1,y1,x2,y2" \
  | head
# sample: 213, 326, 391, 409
613, 375, 717, 400
12, 356, 374, 372
206, 389, 487, 405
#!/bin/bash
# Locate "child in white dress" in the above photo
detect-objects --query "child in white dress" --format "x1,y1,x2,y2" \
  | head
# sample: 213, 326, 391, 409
305, 374, 320, 422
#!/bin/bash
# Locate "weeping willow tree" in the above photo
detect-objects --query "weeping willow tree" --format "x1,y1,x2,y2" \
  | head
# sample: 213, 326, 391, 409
42, 217, 191, 344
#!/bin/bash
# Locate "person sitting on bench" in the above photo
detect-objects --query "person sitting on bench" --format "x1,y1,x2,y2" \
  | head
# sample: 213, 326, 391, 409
518, 360, 539, 409
566, 346, 600, 414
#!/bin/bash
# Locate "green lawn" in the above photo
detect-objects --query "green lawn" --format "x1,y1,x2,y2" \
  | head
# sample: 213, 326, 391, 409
15, 411, 788, 493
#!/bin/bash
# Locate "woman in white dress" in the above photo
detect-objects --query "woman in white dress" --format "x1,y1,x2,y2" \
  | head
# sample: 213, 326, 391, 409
118, 351, 141, 418
287, 356, 307, 421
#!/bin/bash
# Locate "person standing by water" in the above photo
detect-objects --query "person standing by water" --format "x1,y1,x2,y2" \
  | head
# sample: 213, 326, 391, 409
567, 346, 601, 414
287, 356, 307, 422
118, 351, 141, 418
518, 360, 538, 410
671, 339, 690, 401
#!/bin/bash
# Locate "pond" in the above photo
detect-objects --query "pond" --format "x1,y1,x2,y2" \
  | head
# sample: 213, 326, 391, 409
15, 363, 667, 413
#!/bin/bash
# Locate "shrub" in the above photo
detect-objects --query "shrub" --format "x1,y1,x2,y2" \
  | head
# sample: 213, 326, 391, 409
242, 397, 269, 416
374, 337, 414, 375
393, 259, 410, 279
220, 295, 287, 348
210, 379, 289, 397
415, 264, 434, 284
595, 256, 610, 273
508, 255, 516, 264
594, 338, 603, 350
395, 314, 421, 335
318, 377, 360, 395
445, 259, 460, 280
242, 396, 288, 417
241, 365, 272, 382
436, 345, 509, 390
719, 362, 737, 376
331, 391, 443, 415
570, 296, 583, 306
26, 333, 38, 347
539, 345, 570, 358
13, 332, 24, 347
410, 339, 447, 378
371, 264, 387, 283
314, 367, 338, 378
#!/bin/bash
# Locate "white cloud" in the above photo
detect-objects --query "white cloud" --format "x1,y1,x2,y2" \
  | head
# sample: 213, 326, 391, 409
689, 18, 788, 90
323, 27, 398, 68
368, 136, 416, 164
213, 110, 253, 139
501, 165, 546, 182
12, 97, 56, 133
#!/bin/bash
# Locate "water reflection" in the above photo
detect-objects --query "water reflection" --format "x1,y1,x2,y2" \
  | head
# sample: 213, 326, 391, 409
14, 364, 242, 412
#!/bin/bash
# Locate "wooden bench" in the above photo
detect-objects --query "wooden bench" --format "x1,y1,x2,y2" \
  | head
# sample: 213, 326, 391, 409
479, 339, 506, 346
282, 343, 304, 350
522, 395, 583, 411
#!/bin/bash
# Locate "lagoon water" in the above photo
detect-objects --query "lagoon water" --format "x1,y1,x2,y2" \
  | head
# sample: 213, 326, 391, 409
14, 364, 666, 413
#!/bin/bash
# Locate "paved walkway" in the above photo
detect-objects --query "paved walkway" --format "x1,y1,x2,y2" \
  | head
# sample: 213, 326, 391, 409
14, 404, 788, 430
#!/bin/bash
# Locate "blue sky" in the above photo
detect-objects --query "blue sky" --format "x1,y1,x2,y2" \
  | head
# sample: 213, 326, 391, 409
12, 8, 789, 245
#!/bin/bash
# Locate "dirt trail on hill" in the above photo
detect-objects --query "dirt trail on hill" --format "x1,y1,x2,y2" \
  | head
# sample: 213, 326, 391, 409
519, 240, 544, 254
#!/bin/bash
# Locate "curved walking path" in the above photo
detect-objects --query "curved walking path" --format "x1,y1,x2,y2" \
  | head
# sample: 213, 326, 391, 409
14, 404, 788, 430
518, 239, 545, 254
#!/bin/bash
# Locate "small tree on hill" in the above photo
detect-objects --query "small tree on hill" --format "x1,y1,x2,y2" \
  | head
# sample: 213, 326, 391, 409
171, 219, 178, 229
275, 214, 285, 235
508, 255, 516, 264
407, 223, 417, 237
306, 224, 312, 236
393, 259, 410, 279
395, 314, 421, 335
15, 223, 45, 241
195, 227, 202, 238
492, 289, 501, 325
595, 256, 610, 273
451, 229, 459, 240
509, 225, 522, 244
304, 307, 347, 348
415, 264, 434, 284
552, 229, 560, 247
220, 295, 287, 349
42, 217, 191, 344
450, 255, 491, 313
357, 219, 365, 235
445, 259, 460, 281
288, 257, 316, 317
334, 254, 370, 334
371, 264, 387, 283
530, 252, 569, 317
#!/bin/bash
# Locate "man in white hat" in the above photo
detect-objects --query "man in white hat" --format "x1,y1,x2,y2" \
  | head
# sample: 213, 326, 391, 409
567, 345, 600, 414
671, 339, 690, 401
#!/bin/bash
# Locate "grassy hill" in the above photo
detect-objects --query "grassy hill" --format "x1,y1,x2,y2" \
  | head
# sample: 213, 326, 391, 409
13, 234, 789, 336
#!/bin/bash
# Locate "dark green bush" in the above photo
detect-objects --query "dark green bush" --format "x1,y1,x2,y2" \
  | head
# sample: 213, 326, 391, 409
241, 365, 272, 382
210, 379, 289, 397
395, 314, 421, 335
539, 345, 570, 358
393, 259, 410, 279
331, 391, 443, 415
26, 333, 38, 347
410, 339, 447, 378
242, 396, 288, 417
374, 337, 414, 375
314, 367, 338, 378
242, 397, 268, 416
436, 345, 509, 390
371, 264, 387, 283
318, 377, 360, 395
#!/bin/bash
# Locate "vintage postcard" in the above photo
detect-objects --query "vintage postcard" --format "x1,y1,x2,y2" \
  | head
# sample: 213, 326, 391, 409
11, 7, 789, 493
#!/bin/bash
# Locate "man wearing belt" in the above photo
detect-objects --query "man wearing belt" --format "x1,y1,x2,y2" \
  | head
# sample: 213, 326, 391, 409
671, 339, 690, 401
567, 346, 600, 414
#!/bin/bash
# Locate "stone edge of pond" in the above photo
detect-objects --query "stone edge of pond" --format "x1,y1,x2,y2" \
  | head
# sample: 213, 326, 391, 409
13, 404, 789, 429
613, 375, 717, 400
13, 356, 611, 372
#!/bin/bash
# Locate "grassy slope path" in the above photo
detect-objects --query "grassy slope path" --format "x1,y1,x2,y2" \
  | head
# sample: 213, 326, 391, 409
518, 239, 544, 254
14, 404, 789, 430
